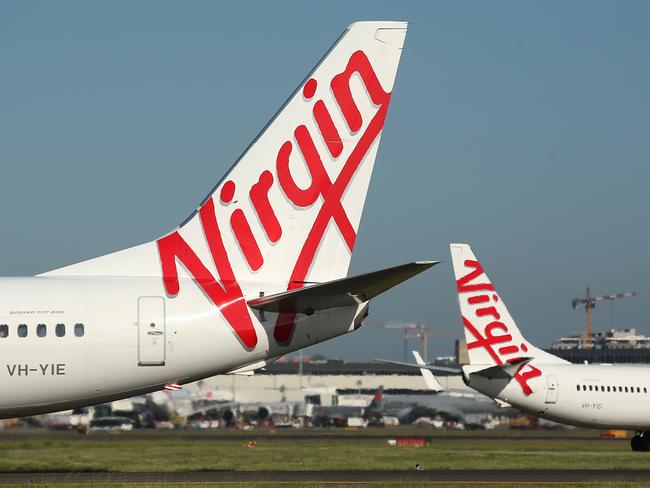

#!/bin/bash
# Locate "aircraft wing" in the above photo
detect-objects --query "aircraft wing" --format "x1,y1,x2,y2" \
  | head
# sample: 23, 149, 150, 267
373, 358, 462, 375
247, 261, 438, 314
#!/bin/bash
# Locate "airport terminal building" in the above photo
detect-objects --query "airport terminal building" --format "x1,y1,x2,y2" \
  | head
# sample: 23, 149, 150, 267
547, 328, 650, 363
195, 328, 650, 404
191, 359, 466, 404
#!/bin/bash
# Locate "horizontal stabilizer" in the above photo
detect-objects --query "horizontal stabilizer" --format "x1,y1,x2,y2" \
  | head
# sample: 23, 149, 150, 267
248, 261, 438, 314
469, 357, 533, 380
226, 357, 279, 375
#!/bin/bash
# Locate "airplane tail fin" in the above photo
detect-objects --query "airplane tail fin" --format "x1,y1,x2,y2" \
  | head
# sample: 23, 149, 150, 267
368, 385, 384, 411
40, 22, 408, 350
43, 22, 408, 290
450, 244, 566, 366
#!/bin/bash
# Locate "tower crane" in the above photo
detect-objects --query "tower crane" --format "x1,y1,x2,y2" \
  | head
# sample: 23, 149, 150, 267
368, 322, 458, 362
572, 287, 637, 349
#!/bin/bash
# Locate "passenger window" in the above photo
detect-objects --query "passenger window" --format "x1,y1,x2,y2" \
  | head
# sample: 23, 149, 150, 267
637, 387, 641, 393
36, 324, 46, 337
17, 324, 27, 337
0, 324, 7, 338
74, 323, 84, 337
589, 385, 593, 391
600, 386, 605, 392
607, 386, 610, 392
625, 387, 628, 393
56, 324, 65, 337
619, 386, 623, 392
645, 388, 648, 394
576, 385, 579, 391
583, 385, 587, 391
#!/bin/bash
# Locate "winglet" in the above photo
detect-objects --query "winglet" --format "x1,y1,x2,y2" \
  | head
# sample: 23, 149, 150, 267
412, 350, 444, 392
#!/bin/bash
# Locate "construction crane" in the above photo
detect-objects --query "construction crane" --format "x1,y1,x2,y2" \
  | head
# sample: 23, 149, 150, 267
368, 322, 458, 362
572, 287, 637, 349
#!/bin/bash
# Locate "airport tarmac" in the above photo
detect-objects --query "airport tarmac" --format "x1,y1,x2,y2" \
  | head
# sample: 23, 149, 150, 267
1, 469, 650, 484
0, 428, 616, 443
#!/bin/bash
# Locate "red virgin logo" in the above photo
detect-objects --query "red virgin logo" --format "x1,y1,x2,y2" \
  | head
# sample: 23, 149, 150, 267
156, 50, 392, 349
457, 259, 542, 396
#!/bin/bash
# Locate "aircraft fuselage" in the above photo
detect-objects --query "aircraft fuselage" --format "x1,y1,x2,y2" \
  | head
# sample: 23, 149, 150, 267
467, 361, 650, 430
0, 276, 364, 418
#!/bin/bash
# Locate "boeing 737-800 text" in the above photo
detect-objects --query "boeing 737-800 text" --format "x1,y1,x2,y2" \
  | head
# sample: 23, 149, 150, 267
0, 21, 437, 419
450, 243, 650, 451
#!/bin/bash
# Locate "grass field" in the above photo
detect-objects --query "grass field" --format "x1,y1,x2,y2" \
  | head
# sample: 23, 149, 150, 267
0, 438, 641, 472
0, 428, 645, 486
0, 428, 640, 472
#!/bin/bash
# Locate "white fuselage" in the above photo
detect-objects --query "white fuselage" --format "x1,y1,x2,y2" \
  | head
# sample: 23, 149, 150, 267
466, 362, 650, 430
0, 276, 364, 418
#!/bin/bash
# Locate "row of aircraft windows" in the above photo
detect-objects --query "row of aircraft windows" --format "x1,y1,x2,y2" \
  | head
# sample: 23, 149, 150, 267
576, 384, 647, 394
0, 323, 85, 338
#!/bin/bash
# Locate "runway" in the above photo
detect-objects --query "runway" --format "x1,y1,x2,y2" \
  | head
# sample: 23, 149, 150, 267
0, 429, 620, 443
2, 470, 650, 484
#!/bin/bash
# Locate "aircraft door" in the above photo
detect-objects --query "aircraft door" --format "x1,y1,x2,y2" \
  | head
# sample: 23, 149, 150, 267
545, 375, 558, 404
138, 296, 166, 366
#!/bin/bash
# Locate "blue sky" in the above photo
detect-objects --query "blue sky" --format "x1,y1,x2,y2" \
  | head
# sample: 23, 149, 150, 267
2, 1, 649, 360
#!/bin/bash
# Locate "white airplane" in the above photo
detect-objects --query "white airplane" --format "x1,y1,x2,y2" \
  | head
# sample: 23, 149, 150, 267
372, 351, 515, 423
449, 243, 650, 451
0, 21, 437, 419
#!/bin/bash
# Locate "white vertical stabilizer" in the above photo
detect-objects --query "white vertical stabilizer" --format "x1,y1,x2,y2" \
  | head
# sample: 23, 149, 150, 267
450, 243, 566, 366
42, 22, 408, 292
